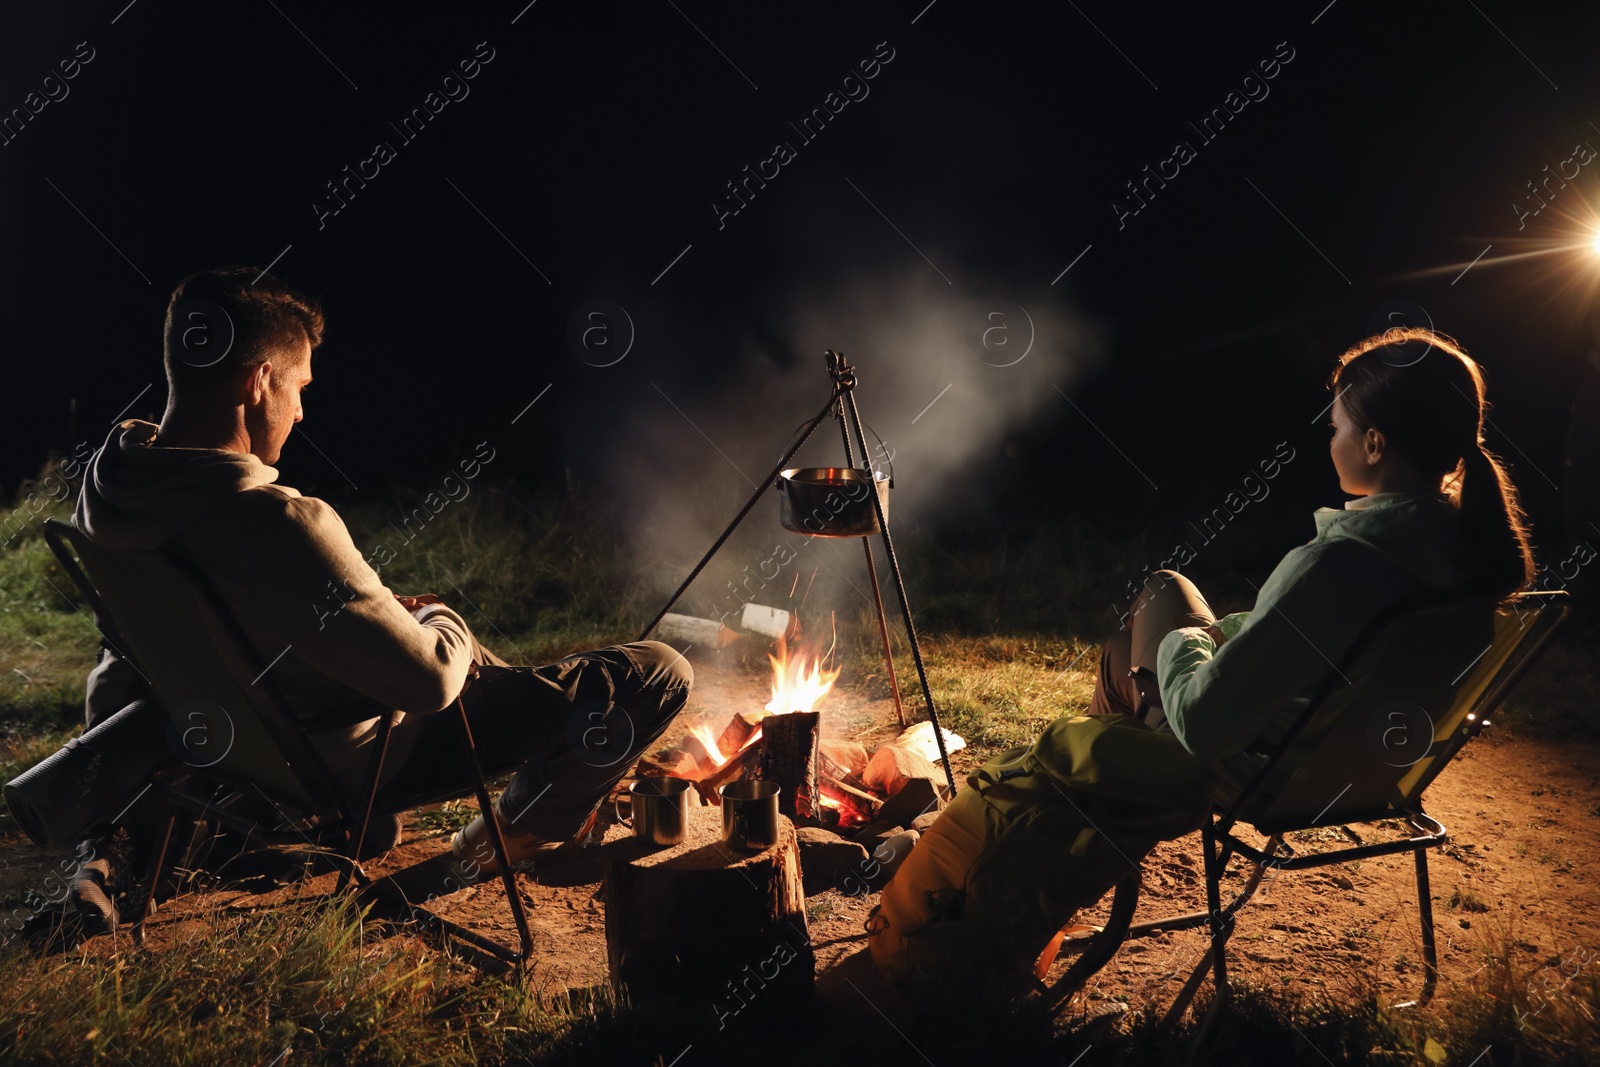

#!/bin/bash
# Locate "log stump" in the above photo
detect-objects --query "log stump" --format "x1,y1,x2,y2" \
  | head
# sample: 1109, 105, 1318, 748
759, 710, 820, 820
601, 801, 814, 1029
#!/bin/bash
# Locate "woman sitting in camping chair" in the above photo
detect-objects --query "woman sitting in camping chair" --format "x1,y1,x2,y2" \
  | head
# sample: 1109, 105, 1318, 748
868, 327, 1536, 1000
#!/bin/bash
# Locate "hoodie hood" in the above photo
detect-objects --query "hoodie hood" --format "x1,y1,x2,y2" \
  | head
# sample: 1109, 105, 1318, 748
76, 420, 281, 551
1310, 493, 1471, 590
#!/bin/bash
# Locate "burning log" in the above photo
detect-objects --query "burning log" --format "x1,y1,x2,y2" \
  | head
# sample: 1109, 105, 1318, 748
694, 743, 761, 804
819, 773, 882, 821
601, 801, 813, 1025
681, 729, 721, 771
757, 711, 820, 821
818, 738, 868, 785
717, 710, 767, 756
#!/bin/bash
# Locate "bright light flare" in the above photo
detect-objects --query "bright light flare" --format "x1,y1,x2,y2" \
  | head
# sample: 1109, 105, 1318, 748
1590, 230, 1600, 256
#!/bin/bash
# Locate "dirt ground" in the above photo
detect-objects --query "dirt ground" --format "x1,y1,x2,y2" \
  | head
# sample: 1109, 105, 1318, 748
4, 652, 1597, 1037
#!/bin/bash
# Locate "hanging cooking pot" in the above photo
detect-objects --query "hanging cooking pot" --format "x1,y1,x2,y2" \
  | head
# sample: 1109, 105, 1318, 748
776, 466, 891, 537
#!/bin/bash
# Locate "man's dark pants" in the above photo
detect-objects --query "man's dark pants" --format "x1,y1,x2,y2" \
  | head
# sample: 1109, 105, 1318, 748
380, 640, 692, 841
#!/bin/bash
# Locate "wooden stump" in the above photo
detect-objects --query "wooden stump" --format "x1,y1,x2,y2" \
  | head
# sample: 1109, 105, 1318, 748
601, 801, 814, 1029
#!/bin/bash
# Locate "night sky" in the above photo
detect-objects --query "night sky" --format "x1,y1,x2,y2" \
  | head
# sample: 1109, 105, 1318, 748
4, 0, 1599, 573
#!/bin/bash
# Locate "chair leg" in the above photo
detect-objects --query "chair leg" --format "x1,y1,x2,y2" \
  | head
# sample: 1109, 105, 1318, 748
1396, 846, 1438, 1008
454, 697, 534, 963
1188, 818, 1231, 1045
336, 711, 396, 895
1202, 820, 1230, 1000
1043, 872, 1141, 1011
131, 803, 178, 948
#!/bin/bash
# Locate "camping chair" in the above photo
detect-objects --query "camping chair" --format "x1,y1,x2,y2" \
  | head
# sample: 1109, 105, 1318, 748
41, 518, 533, 965
1041, 589, 1571, 1022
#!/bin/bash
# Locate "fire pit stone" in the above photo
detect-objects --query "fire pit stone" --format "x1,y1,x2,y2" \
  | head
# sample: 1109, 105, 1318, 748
636, 747, 699, 779
877, 776, 944, 829
862, 829, 920, 892
851, 819, 906, 849
795, 826, 870, 895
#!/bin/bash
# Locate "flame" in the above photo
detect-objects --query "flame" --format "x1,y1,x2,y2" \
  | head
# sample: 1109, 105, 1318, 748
688, 723, 727, 767
765, 636, 841, 715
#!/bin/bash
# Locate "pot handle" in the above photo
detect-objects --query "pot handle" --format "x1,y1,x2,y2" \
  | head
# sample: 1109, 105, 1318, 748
859, 419, 895, 488
773, 412, 830, 489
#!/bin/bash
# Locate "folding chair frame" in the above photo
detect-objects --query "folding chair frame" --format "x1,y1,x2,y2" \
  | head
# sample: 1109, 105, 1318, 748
43, 518, 533, 966
1042, 589, 1571, 1024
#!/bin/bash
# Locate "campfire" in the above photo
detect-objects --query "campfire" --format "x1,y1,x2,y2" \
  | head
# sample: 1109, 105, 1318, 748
639, 636, 961, 834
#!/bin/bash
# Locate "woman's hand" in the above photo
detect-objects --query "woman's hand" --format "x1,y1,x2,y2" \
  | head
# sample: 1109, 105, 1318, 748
396, 593, 443, 611
1204, 623, 1228, 647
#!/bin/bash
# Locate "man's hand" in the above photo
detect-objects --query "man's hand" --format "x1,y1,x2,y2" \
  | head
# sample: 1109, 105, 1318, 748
396, 593, 444, 611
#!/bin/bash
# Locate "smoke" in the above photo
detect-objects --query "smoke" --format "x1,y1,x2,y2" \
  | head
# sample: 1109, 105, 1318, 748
600, 268, 1104, 624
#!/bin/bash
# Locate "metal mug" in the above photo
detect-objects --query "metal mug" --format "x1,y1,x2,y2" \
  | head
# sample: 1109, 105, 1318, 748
719, 779, 781, 851
616, 776, 692, 847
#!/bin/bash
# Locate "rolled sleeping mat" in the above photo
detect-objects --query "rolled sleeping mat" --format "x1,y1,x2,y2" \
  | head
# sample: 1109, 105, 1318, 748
4, 699, 178, 848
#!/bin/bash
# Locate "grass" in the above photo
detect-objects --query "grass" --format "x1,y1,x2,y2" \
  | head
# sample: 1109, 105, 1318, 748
0, 896, 620, 1066
3, 891, 1596, 1067
2, 463, 1599, 1064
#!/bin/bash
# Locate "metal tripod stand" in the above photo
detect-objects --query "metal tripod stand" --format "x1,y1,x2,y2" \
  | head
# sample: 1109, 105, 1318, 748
640, 350, 957, 794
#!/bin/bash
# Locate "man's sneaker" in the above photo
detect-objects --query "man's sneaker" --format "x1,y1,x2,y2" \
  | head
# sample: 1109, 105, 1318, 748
20, 843, 123, 954
447, 802, 598, 883
69, 855, 121, 934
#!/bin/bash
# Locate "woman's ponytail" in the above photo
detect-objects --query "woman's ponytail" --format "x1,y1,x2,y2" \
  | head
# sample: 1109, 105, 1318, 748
1458, 440, 1536, 596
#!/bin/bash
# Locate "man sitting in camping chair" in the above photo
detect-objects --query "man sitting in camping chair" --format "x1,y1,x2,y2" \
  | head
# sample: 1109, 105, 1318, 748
64, 266, 692, 934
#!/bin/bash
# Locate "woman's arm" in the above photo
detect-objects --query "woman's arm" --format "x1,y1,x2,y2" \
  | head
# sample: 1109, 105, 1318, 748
1157, 541, 1383, 759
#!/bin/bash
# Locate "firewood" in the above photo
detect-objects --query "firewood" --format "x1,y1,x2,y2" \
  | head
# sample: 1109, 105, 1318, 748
818, 739, 868, 784
892, 720, 966, 763
863, 744, 941, 796
717, 711, 767, 757
794, 827, 868, 895
757, 712, 820, 821
819, 773, 882, 817
694, 744, 760, 804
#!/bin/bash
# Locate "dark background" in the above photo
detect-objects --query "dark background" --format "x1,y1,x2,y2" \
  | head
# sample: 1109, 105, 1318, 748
3, 0, 1598, 580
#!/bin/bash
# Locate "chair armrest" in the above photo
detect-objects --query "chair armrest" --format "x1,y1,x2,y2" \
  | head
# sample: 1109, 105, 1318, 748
298, 701, 397, 734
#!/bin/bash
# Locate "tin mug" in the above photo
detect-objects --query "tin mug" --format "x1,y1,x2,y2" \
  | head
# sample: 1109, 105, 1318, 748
719, 779, 780, 851
615, 776, 692, 847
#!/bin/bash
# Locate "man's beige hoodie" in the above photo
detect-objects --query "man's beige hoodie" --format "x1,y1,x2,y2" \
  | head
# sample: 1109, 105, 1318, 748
76, 419, 477, 779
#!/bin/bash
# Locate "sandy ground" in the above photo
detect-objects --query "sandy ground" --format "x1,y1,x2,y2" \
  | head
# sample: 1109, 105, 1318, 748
3, 652, 1596, 1042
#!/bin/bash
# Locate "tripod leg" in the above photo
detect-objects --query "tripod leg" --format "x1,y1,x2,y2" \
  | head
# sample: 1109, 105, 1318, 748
861, 538, 906, 728
639, 391, 839, 641
841, 388, 956, 794
834, 400, 907, 730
